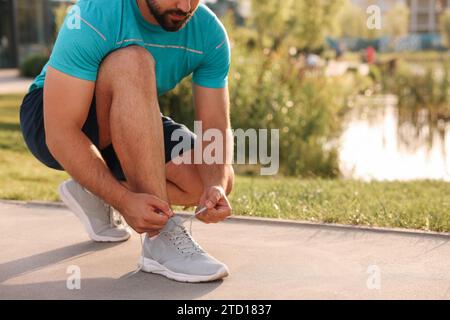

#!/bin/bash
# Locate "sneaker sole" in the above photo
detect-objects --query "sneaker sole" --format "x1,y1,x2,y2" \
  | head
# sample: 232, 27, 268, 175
140, 256, 229, 283
59, 182, 131, 243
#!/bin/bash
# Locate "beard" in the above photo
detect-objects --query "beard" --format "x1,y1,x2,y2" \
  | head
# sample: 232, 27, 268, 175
145, 0, 194, 32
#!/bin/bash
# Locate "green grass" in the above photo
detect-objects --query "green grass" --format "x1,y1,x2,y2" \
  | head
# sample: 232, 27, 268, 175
1, 93, 449, 232
0, 94, 69, 201
231, 176, 450, 232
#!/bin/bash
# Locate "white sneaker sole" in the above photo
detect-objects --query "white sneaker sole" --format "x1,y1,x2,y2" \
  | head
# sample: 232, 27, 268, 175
59, 182, 131, 243
140, 256, 229, 283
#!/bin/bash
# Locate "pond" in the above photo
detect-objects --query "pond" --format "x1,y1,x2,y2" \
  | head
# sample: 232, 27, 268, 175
339, 95, 450, 181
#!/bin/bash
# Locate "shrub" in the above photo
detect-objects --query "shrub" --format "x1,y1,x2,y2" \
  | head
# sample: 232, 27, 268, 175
440, 9, 450, 48
19, 54, 49, 78
158, 6, 370, 177
159, 39, 350, 177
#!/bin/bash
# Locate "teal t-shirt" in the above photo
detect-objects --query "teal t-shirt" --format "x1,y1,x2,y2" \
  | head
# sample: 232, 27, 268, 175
30, 0, 230, 95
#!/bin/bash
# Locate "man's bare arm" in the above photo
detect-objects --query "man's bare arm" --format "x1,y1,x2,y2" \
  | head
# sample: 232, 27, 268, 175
193, 84, 233, 223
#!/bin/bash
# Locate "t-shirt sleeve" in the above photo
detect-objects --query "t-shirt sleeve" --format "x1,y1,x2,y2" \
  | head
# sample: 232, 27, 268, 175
193, 17, 231, 89
48, 1, 111, 82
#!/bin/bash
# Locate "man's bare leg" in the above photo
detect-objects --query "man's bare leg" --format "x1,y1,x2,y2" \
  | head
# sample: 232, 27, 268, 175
115, 150, 234, 207
95, 46, 168, 205
92, 46, 230, 282
95, 46, 234, 212
165, 151, 234, 206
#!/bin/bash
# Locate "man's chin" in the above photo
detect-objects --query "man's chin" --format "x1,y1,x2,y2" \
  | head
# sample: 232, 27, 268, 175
162, 21, 186, 32
159, 14, 191, 32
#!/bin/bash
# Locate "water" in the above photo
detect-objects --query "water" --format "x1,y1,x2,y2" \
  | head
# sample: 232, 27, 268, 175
339, 95, 450, 181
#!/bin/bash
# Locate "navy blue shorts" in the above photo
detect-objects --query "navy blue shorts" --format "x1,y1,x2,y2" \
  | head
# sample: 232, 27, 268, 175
19, 88, 196, 181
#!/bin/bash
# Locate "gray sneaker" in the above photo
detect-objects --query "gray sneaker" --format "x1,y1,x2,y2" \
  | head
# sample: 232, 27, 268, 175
140, 216, 229, 283
58, 179, 131, 242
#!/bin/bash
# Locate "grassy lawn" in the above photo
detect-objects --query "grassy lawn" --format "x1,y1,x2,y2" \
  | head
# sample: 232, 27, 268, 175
0, 94, 69, 201
343, 51, 450, 64
1, 93, 449, 232
233, 177, 450, 232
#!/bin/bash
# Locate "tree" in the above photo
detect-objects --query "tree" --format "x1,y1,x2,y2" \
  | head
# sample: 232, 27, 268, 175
334, 0, 368, 39
384, 3, 410, 39
249, 0, 295, 50
249, 0, 345, 51
291, 0, 345, 50
441, 9, 450, 49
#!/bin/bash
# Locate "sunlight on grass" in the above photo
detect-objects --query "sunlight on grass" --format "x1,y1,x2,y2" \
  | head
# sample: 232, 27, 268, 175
0, 94, 69, 201
230, 176, 450, 232
1, 93, 449, 232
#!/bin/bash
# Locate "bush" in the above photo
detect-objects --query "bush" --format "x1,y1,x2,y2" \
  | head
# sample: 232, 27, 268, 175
159, 39, 350, 177
20, 54, 49, 78
441, 9, 450, 48
158, 8, 370, 177
381, 60, 449, 109
159, 77, 195, 127
379, 59, 450, 145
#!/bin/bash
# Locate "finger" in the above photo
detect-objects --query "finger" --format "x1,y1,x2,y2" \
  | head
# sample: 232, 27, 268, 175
195, 206, 208, 215
146, 230, 160, 238
206, 200, 231, 215
146, 195, 173, 217
215, 202, 232, 214
216, 194, 231, 207
208, 212, 230, 223
145, 212, 170, 227
199, 208, 230, 223
215, 206, 232, 219
206, 189, 222, 209
195, 213, 211, 224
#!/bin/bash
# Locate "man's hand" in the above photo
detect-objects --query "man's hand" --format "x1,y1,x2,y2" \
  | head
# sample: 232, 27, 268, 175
196, 186, 232, 224
119, 192, 173, 236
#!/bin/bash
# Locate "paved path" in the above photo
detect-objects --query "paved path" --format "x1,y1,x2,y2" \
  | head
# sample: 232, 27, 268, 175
1, 201, 449, 300
0, 69, 32, 94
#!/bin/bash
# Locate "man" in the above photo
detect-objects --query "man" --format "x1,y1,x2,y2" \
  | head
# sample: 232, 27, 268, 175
19, 0, 234, 283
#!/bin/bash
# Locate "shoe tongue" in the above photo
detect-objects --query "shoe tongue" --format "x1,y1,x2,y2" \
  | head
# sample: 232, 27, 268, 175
162, 215, 185, 233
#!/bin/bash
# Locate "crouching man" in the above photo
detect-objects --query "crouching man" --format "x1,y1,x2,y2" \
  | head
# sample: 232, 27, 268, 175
19, 0, 234, 283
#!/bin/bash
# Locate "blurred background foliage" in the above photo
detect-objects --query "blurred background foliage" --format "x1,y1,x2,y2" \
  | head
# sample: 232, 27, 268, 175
15, 0, 450, 178
160, 0, 381, 177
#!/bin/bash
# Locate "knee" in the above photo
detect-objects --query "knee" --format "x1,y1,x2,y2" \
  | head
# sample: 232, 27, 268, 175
98, 46, 155, 80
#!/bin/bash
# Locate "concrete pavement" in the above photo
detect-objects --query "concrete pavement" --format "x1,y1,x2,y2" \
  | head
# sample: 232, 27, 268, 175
0, 201, 449, 300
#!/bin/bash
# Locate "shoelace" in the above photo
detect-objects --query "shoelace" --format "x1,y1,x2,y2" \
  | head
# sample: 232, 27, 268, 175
161, 216, 203, 255
129, 208, 206, 277
103, 201, 126, 228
